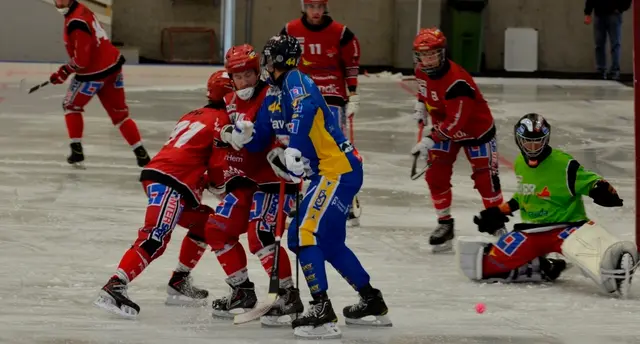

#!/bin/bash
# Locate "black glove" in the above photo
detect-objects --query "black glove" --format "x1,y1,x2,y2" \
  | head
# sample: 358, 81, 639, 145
473, 206, 510, 235
589, 180, 623, 207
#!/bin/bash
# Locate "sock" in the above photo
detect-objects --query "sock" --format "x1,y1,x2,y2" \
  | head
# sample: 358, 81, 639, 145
431, 189, 452, 220
114, 246, 151, 283
64, 112, 84, 141
298, 245, 328, 296
117, 117, 142, 147
176, 236, 207, 272
255, 245, 293, 287
325, 244, 370, 292
215, 242, 249, 286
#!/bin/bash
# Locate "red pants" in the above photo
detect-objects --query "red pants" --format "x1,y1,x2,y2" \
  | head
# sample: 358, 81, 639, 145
63, 71, 141, 146
205, 186, 296, 285
134, 181, 211, 260
426, 138, 503, 218
482, 226, 579, 277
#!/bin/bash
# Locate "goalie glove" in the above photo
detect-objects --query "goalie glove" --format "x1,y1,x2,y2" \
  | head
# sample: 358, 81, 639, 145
266, 147, 301, 183
473, 206, 510, 235
589, 180, 623, 207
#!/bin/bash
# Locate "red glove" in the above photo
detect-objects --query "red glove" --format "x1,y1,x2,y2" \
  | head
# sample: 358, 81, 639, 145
584, 15, 592, 25
49, 64, 74, 85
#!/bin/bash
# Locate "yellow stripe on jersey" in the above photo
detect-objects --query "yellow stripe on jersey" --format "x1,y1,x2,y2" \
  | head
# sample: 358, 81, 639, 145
299, 177, 339, 246
308, 108, 353, 178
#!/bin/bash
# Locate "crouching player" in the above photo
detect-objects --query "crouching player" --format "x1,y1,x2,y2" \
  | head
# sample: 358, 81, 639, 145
457, 113, 638, 297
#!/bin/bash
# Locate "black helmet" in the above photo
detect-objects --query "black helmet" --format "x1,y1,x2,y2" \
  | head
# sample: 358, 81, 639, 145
514, 113, 551, 160
261, 35, 302, 73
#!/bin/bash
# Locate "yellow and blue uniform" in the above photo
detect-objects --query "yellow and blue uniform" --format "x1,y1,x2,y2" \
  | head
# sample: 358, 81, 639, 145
246, 69, 369, 295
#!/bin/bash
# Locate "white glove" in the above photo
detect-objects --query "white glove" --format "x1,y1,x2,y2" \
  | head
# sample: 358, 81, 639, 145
410, 135, 435, 156
346, 94, 360, 118
284, 147, 305, 182
221, 121, 254, 150
413, 100, 427, 125
266, 147, 299, 182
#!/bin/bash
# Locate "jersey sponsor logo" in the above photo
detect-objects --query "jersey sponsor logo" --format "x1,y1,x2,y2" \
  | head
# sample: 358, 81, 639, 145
287, 119, 300, 134
292, 97, 304, 113
272, 120, 287, 130
312, 75, 338, 81
223, 166, 244, 180
301, 57, 313, 66
536, 186, 551, 199
558, 226, 579, 240
326, 46, 338, 58
226, 104, 237, 112
225, 153, 244, 163
152, 189, 181, 242
290, 86, 305, 99
319, 84, 338, 95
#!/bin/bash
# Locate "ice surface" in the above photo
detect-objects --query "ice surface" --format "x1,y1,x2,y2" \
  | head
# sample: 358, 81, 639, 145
0, 67, 638, 344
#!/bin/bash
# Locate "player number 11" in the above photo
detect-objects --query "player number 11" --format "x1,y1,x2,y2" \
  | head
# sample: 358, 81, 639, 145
303, 43, 321, 55
165, 120, 206, 148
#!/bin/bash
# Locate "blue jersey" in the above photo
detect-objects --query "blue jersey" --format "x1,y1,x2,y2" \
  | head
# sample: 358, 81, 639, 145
247, 69, 358, 178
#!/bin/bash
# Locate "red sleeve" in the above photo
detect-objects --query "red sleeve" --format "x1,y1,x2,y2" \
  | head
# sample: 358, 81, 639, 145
339, 26, 360, 91
66, 19, 93, 70
433, 79, 476, 140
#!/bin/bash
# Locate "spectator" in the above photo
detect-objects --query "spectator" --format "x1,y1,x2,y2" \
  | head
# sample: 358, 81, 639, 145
584, 0, 631, 80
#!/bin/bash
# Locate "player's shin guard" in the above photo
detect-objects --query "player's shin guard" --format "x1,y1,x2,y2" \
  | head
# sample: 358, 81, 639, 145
114, 246, 151, 283
561, 222, 639, 297
64, 112, 84, 141
177, 236, 207, 272
298, 246, 329, 295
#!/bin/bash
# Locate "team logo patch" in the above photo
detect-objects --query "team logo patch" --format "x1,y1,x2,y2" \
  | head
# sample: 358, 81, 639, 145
495, 232, 526, 256
558, 226, 578, 240
290, 86, 304, 99
536, 186, 551, 199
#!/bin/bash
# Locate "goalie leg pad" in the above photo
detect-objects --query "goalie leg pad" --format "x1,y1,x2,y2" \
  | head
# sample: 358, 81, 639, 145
456, 236, 492, 280
561, 222, 639, 295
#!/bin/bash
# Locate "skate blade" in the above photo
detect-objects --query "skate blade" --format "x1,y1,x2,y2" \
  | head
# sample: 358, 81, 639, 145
233, 296, 277, 324
345, 314, 393, 327
293, 323, 342, 339
347, 217, 360, 227
617, 253, 635, 299
212, 307, 253, 320
260, 313, 299, 327
69, 161, 86, 170
93, 294, 138, 319
431, 240, 453, 253
165, 294, 208, 307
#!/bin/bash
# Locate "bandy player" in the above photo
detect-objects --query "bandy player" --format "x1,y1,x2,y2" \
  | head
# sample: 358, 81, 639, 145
206, 44, 303, 326
53, 0, 150, 167
93, 71, 233, 318
459, 113, 637, 297
410, 28, 504, 251
281, 0, 362, 226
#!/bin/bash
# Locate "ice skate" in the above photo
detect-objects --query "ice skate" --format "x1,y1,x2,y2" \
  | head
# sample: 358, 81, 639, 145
292, 295, 341, 340
211, 280, 257, 319
66, 142, 85, 169
93, 276, 140, 319
165, 271, 209, 306
134, 145, 150, 167
540, 257, 568, 282
260, 287, 304, 327
429, 218, 454, 252
343, 288, 392, 327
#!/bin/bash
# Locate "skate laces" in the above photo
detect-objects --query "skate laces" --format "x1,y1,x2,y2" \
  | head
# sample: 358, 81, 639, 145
433, 223, 451, 236
348, 297, 368, 312
301, 301, 322, 319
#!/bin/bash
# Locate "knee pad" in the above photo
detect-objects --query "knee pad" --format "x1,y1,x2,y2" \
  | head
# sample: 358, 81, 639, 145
205, 219, 239, 252
561, 221, 639, 295
247, 220, 276, 254
456, 236, 492, 280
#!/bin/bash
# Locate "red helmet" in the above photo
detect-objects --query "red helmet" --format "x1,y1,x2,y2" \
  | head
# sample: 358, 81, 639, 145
413, 28, 447, 73
301, 0, 328, 11
224, 44, 260, 75
206, 70, 233, 102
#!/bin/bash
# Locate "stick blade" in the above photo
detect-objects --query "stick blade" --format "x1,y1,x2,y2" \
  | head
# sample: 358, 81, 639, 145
233, 293, 278, 325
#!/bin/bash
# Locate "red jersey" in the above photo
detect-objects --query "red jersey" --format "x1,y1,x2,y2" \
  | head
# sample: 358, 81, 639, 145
141, 105, 228, 206
63, 2, 124, 81
282, 16, 360, 103
216, 82, 286, 189
415, 60, 495, 144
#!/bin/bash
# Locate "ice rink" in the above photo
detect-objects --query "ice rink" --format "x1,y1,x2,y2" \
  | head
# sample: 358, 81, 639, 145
0, 63, 637, 344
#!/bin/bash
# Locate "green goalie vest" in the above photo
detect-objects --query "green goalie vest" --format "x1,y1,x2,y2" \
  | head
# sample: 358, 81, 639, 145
513, 149, 592, 224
